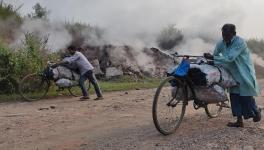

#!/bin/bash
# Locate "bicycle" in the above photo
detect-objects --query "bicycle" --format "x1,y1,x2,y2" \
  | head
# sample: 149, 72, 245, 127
19, 61, 91, 101
152, 54, 228, 135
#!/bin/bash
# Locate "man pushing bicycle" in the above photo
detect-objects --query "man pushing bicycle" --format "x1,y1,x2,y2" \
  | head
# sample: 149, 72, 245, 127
53, 45, 104, 101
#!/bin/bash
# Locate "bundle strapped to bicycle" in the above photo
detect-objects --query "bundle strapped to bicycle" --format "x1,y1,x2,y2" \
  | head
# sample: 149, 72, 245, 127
152, 53, 237, 135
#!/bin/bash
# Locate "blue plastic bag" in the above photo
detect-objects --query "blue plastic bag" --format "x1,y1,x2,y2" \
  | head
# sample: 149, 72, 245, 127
173, 59, 190, 77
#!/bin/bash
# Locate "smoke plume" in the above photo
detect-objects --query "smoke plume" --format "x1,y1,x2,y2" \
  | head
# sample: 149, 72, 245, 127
5, 0, 264, 73
11, 18, 72, 52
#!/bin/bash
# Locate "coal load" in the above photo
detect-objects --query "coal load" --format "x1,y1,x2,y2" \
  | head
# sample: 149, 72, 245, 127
172, 85, 228, 103
171, 63, 237, 103
188, 68, 207, 86
189, 64, 237, 88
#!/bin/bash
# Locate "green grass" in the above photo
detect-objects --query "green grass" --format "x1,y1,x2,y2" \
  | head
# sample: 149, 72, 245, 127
0, 76, 162, 102
99, 77, 161, 92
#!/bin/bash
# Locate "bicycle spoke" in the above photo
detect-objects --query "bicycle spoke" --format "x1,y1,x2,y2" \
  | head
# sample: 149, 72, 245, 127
19, 73, 49, 101
153, 76, 187, 135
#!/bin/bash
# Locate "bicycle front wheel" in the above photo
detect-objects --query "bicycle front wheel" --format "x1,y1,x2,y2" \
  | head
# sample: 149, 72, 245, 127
152, 76, 187, 135
19, 73, 50, 101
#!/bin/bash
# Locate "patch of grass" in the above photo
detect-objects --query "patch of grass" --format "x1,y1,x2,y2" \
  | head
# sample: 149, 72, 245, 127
99, 77, 161, 92
0, 77, 162, 102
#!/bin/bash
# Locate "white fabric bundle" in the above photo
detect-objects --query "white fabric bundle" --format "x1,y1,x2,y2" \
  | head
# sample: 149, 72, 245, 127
55, 78, 73, 87
52, 66, 80, 81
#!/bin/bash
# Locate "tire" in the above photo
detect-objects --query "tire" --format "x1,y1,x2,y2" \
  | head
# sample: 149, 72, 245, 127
152, 76, 187, 135
68, 80, 91, 97
19, 73, 50, 101
205, 102, 223, 118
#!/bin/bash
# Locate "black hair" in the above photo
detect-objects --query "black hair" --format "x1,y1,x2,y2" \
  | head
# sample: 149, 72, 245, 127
221, 24, 236, 35
67, 45, 76, 50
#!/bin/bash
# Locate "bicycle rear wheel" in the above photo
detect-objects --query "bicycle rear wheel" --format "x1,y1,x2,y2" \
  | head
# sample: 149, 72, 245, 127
68, 80, 91, 97
152, 76, 187, 135
19, 73, 50, 101
205, 102, 223, 118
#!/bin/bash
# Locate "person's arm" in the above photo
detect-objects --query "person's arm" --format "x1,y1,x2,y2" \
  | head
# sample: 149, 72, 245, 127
52, 53, 80, 68
214, 41, 246, 64
213, 42, 221, 56
51, 61, 68, 68
63, 53, 80, 64
203, 42, 222, 60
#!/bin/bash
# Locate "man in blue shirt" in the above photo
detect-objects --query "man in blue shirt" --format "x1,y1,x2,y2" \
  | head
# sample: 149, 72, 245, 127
204, 24, 261, 127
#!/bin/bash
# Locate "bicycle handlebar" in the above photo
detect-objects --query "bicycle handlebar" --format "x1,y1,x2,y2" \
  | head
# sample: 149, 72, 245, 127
173, 55, 204, 58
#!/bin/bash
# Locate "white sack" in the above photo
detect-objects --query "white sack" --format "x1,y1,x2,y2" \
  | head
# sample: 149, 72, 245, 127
53, 66, 80, 81
190, 64, 237, 88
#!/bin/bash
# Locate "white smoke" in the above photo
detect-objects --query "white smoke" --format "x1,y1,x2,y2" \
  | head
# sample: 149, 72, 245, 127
130, 40, 156, 74
6, 0, 264, 73
108, 40, 155, 74
81, 25, 107, 47
10, 0, 258, 47
177, 38, 214, 56
252, 53, 264, 68
11, 18, 72, 52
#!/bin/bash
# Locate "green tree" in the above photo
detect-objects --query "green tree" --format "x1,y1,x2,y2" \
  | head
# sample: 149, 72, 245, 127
29, 3, 49, 19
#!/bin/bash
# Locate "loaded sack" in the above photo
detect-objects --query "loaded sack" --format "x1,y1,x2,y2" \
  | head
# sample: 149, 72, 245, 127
52, 66, 80, 88
169, 60, 237, 103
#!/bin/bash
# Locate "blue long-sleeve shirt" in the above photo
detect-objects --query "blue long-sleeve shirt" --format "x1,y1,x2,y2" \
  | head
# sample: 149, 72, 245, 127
213, 36, 260, 96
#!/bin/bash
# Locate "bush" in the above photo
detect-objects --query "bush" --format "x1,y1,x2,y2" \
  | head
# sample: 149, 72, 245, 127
12, 32, 47, 77
0, 42, 15, 76
65, 22, 105, 46
0, 42, 17, 94
0, 1, 22, 21
0, 1, 22, 43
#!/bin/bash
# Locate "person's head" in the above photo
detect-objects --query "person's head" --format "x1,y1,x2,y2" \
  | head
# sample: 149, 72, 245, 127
67, 45, 77, 55
221, 24, 236, 44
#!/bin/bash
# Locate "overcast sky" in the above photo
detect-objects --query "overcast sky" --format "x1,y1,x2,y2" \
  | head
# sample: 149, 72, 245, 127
6, 0, 264, 41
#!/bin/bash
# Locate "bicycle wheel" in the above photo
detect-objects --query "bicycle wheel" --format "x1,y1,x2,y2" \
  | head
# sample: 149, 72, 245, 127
205, 102, 223, 118
68, 80, 91, 97
19, 73, 50, 101
152, 76, 187, 135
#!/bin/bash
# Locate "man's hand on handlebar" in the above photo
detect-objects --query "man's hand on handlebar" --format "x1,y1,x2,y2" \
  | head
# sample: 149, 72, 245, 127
203, 53, 214, 60
51, 63, 59, 68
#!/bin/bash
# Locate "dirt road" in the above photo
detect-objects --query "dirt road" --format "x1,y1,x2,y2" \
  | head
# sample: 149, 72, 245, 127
0, 87, 264, 150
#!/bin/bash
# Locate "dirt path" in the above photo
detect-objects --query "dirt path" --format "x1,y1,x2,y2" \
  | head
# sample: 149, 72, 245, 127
0, 86, 264, 150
